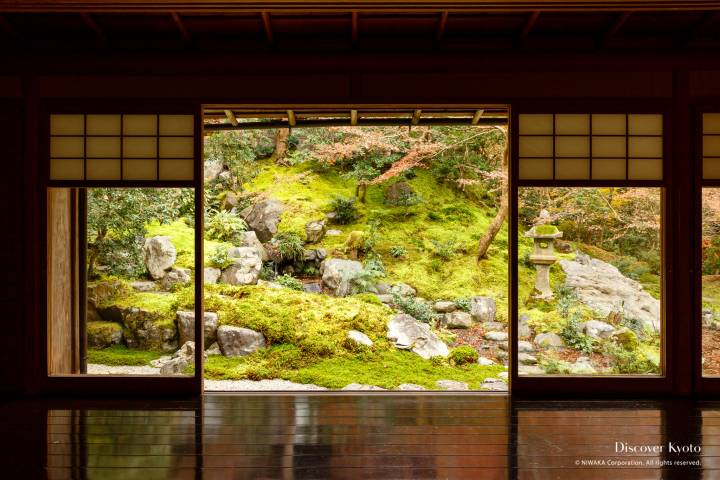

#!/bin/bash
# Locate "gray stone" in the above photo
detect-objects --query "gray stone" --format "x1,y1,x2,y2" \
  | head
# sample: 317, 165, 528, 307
481, 379, 508, 391
570, 359, 597, 374
442, 311, 473, 329
217, 325, 266, 357
436, 379, 468, 391
534, 332, 565, 349
484, 331, 508, 342
161, 268, 190, 290
477, 356, 495, 366
397, 383, 427, 391
342, 383, 386, 391
560, 252, 660, 332
433, 301, 457, 313
386, 313, 449, 359
582, 320, 616, 339
518, 353, 538, 365
376, 283, 391, 295
519, 365, 545, 375
240, 199, 285, 242
257, 280, 283, 289
518, 340, 535, 353
495, 350, 509, 361
390, 283, 416, 297
97, 305, 177, 352
87, 321, 123, 348
204, 161, 224, 183
221, 247, 263, 285
238, 231, 268, 261
470, 297, 496, 323
518, 314, 532, 339
206, 342, 222, 355
347, 330, 373, 347
326, 229, 343, 236
150, 355, 171, 368
305, 220, 326, 243
130, 281, 156, 292
159, 356, 187, 376
302, 282, 323, 294
320, 258, 363, 297
703, 309, 720, 330
375, 294, 394, 304
176, 310, 219, 348
204, 267, 222, 285
482, 321, 505, 331
143, 236, 177, 279
498, 371, 509, 380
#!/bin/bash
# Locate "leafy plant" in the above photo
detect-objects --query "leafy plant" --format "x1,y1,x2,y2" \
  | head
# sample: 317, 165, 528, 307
392, 294, 438, 324
349, 259, 386, 294
205, 209, 247, 244
272, 232, 305, 262
454, 298, 472, 312
603, 343, 659, 374
276, 274, 304, 291
560, 312, 595, 355
259, 263, 276, 281
329, 196, 359, 225
431, 238, 458, 261
208, 246, 234, 269
389, 245, 407, 258
449, 346, 479, 366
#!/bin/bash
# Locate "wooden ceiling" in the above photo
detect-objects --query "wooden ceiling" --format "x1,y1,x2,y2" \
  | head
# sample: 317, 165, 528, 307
0, 2, 719, 52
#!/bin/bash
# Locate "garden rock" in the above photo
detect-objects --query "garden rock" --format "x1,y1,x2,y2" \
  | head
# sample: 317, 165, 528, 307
161, 268, 190, 290
206, 342, 222, 355
305, 220, 326, 243
519, 365, 545, 375
518, 340, 535, 353
582, 320, 616, 339
375, 294, 394, 304
143, 236, 177, 279
204, 161, 224, 183
303, 282, 322, 294
376, 283, 391, 294
560, 252, 660, 332
240, 199, 285, 242
436, 379, 468, 391
342, 383, 386, 390
481, 378, 508, 391
87, 321, 123, 348
484, 331, 508, 342
442, 311, 473, 329
217, 325, 266, 357
610, 327, 640, 351
385, 181, 416, 205
398, 383, 426, 391
238, 231, 268, 261
477, 356, 495, 366
498, 371, 509, 379
386, 313, 449, 359
703, 309, 720, 330
433, 301, 457, 313
320, 258, 363, 297
534, 332, 565, 349
470, 296, 496, 323
99, 305, 177, 351
390, 283, 416, 297
482, 322, 505, 331
204, 267, 221, 285
518, 353, 538, 365
221, 247, 263, 285
347, 330, 373, 347
159, 356, 187, 375
570, 359, 597, 374
326, 229, 343, 236
176, 310, 219, 348
518, 314, 532, 339
130, 281, 155, 292
495, 350, 509, 361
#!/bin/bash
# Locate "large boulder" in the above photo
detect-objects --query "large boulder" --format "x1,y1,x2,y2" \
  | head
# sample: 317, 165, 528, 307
582, 320, 616, 339
560, 252, 660, 332
204, 161, 224, 183
240, 199, 285, 242
204, 267, 222, 285
441, 311, 473, 329
176, 310, 219, 348
221, 247, 263, 285
87, 321, 123, 348
160, 268, 190, 290
305, 220, 326, 244
390, 283, 416, 297
534, 332, 565, 349
386, 313, 449, 359
143, 236, 177, 279
237, 231, 269, 261
217, 325, 266, 357
103, 306, 178, 352
470, 296, 496, 323
320, 258, 363, 297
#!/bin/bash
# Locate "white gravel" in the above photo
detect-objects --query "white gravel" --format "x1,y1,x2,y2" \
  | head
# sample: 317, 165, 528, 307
87, 364, 161, 375
205, 379, 328, 391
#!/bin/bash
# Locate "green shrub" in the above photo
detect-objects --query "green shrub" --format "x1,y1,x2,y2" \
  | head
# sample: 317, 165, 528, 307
603, 343, 659, 374
429, 258, 443, 272
449, 346, 479, 366
350, 261, 386, 294
205, 209, 247, 243
259, 263, 276, 281
276, 274, 303, 291
273, 232, 304, 262
539, 357, 572, 374
393, 294, 438, 324
329, 196, 359, 225
454, 298, 471, 312
389, 245, 407, 258
208, 245, 234, 269
560, 313, 595, 355
431, 238, 458, 261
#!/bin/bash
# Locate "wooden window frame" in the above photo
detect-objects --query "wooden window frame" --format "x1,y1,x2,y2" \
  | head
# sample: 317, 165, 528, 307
510, 102, 676, 397
38, 100, 204, 397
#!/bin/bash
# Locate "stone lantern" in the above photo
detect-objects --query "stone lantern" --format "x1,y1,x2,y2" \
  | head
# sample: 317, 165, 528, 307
524, 225, 563, 300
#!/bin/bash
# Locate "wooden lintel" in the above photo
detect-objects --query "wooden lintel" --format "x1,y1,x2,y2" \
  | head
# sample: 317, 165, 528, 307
287, 110, 296, 127
471, 109, 485, 125
261, 12, 274, 44
350, 109, 358, 125
171, 12, 191, 43
436, 11, 449, 42
411, 109, 422, 125
224, 109, 239, 126
80, 13, 104, 41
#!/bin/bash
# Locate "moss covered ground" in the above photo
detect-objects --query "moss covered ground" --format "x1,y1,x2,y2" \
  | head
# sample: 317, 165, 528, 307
88, 345, 165, 366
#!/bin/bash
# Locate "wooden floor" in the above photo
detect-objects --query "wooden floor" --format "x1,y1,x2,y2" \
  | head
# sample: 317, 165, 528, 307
0, 393, 714, 479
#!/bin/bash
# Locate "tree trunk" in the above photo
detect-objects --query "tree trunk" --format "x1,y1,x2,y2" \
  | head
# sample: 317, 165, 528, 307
477, 134, 509, 261
273, 128, 290, 165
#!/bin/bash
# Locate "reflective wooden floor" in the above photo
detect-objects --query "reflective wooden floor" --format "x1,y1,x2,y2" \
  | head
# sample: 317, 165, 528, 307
1, 394, 715, 479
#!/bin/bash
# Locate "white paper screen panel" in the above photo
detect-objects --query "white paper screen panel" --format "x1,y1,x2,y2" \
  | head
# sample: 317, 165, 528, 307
703, 114, 720, 180
49, 114, 195, 182
518, 113, 663, 181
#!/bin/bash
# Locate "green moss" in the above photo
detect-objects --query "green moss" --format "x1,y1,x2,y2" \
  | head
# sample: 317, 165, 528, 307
533, 225, 560, 236
449, 345, 479, 366
87, 321, 123, 348
146, 219, 232, 270
87, 345, 165, 366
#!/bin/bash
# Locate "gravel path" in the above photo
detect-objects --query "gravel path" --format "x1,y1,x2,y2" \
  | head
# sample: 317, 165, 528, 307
87, 364, 161, 375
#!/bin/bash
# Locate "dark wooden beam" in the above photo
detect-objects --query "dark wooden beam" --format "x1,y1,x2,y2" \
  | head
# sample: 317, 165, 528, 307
684, 10, 720, 46
171, 12, 190, 43
436, 11, 448, 43
261, 11, 273, 44
351, 11, 358, 45
601, 11, 632, 47
518, 11, 540, 46
205, 116, 507, 131
0, 14, 15, 38
80, 12, 104, 42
